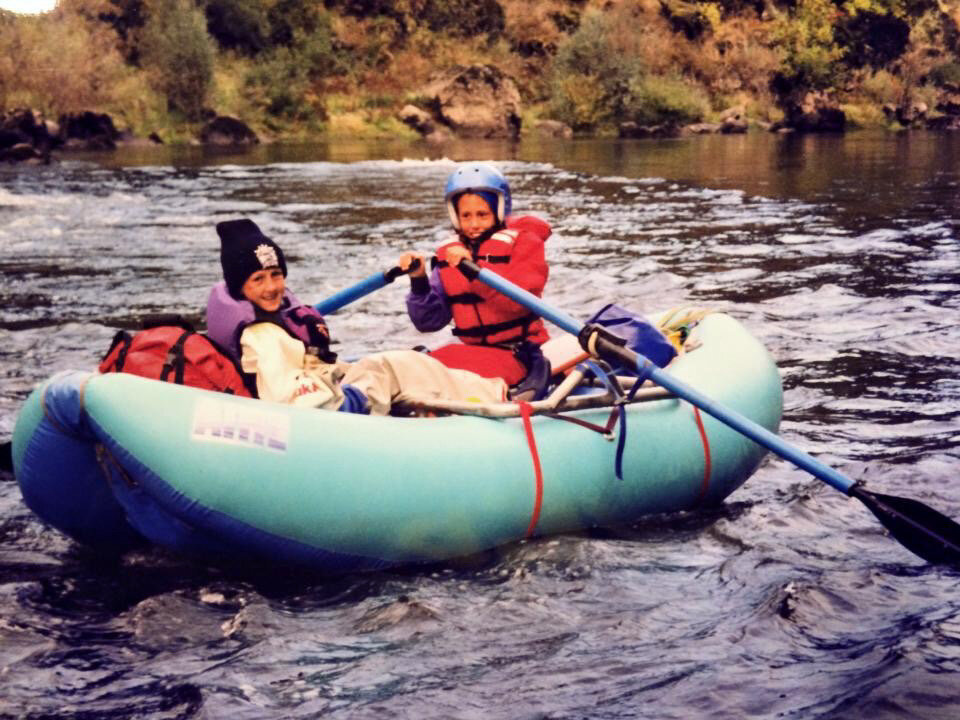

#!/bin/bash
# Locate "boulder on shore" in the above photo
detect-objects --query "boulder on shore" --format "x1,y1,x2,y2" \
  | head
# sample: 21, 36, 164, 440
59, 111, 121, 150
619, 121, 682, 139
772, 91, 845, 133
417, 64, 522, 139
533, 119, 573, 139
199, 116, 259, 146
0, 108, 57, 163
399, 104, 436, 135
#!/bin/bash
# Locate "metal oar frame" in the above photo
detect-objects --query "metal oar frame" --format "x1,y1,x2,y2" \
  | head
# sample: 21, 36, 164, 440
398, 350, 674, 419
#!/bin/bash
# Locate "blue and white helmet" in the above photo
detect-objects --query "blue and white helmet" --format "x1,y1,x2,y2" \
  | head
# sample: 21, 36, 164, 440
444, 162, 511, 229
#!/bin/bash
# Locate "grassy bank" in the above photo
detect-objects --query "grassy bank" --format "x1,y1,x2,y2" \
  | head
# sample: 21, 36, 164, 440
2, 0, 959, 142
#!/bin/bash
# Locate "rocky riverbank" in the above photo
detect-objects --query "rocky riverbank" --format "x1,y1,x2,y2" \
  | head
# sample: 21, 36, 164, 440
5, 0, 960, 164
0, 108, 263, 165
6, 69, 959, 166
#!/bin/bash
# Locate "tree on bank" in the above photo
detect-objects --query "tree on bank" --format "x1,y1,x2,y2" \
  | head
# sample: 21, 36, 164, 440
139, 0, 213, 120
1, 0, 959, 140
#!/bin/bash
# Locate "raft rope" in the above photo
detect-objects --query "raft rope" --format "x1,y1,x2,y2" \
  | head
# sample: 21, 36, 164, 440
691, 406, 713, 502
585, 359, 630, 480
516, 400, 544, 538
513, 315, 716, 513
543, 358, 631, 480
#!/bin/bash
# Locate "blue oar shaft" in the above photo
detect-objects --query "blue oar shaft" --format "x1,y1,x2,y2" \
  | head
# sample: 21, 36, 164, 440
471, 265, 856, 495
314, 272, 389, 315
628, 352, 855, 494
314, 261, 420, 315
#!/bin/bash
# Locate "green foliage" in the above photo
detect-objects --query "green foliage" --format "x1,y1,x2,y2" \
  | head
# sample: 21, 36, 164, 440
421, 0, 505, 38
243, 14, 342, 123
266, 0, 326, 46
0, 7, 134, 116
836, 10, 910, 67
660, 0, 721, 40
770, 0, 844, 96
625, 74, 710, 126
5, 0, 958, 142
548, 8, 706, 131
929, 61, 960, 87
93, 0, 147, 63
139, 0, 214, 119
860, 67, 903, 104
204, 0, 268, 55
547, 11, 635, 130
840, 100, 891, 127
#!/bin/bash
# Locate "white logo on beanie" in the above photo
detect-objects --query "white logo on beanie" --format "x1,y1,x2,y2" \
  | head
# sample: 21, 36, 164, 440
254, 243, 279, 268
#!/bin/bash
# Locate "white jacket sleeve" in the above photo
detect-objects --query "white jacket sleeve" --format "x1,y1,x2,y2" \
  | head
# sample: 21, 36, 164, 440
239, 323, 346, 410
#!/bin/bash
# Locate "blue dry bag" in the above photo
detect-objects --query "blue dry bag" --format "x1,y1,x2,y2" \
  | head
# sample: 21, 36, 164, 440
586, 303, 677, 372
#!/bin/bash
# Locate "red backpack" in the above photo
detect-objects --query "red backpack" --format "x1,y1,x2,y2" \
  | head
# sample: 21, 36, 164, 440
98, 316, 254, 397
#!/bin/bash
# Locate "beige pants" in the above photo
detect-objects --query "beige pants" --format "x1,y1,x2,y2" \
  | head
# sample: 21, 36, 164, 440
343, 350, 507, 415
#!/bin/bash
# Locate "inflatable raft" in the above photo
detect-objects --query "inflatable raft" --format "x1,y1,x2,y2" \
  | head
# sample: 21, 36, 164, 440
12, 310, 782, 574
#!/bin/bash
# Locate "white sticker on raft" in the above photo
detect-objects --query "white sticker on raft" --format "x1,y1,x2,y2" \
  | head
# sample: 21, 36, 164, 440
190, 397, 290, 453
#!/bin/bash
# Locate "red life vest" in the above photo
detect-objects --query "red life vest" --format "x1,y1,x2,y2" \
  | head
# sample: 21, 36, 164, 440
98, 318, 254, 397
436, 215, 550, 348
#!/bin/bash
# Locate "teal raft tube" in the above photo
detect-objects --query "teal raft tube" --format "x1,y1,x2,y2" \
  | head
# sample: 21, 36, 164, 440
12, 312, 782, 574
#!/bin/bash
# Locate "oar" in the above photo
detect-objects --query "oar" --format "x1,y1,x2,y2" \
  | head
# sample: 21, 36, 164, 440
314, 259, 421, 315
459, 259, 960, 565
1, 440, 11, 473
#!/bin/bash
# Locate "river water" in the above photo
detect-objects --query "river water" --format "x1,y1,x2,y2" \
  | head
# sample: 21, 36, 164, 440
1, 132, 958, 719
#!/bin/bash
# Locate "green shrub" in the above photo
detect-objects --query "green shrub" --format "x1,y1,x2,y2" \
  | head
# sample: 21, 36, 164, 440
243, 20, 342, 122
770, 0, 844, 96
267, 0, 326, 46
860, 68, 903, 105
0, 7, 134, 116
929, 61, 960, 88
625, 74, 710, 126
549, 8, 708, 130
139, 0, 214, 119
547, 10, 636, 130
660, 0, 721, 41
422, 0, 505, 39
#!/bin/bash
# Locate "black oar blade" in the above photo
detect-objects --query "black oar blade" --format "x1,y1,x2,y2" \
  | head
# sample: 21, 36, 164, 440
850, 485, 960, 565
0, 441, 11, 473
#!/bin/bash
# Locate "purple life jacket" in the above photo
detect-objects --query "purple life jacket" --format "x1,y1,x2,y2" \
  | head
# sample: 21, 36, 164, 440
206, 281, 335, 363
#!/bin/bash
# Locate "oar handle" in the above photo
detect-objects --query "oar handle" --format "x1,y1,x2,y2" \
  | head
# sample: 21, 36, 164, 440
383, 257, 421, 282
459, 258, 857, 495
314, 259, 421, 315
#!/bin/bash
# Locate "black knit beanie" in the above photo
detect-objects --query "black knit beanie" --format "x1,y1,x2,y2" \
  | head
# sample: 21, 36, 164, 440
216, 219, 287, 299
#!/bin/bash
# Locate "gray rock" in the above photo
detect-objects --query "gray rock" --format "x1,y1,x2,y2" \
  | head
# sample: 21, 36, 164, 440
398, 104, 436, 135
420, 64, 522, 139
199, 116, 259, 146
534, 119, 573, 139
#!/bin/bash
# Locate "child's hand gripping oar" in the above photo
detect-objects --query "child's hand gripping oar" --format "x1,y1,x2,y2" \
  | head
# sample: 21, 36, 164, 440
458, 258, 960, 565
314, 259, 421, 315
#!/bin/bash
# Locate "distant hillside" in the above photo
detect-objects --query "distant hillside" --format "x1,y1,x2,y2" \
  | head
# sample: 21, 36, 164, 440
2, 0, 959, 143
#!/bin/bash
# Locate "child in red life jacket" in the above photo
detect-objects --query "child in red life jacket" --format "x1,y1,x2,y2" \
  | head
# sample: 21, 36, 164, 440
206, 218, 507, 415
399, 162, 553, 399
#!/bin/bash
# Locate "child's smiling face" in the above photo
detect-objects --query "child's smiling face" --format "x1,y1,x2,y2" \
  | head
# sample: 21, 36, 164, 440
456, 193, 496, 240
242, 267, 285, 312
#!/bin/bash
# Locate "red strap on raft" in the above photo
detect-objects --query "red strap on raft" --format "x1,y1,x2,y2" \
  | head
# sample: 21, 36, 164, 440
691, 406, 712, 502
517, 401, 544, 538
